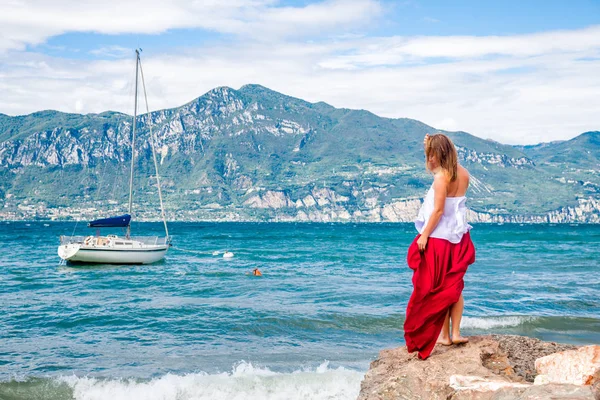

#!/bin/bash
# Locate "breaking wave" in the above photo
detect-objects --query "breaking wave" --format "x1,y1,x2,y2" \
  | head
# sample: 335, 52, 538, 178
0, 361, 364, 400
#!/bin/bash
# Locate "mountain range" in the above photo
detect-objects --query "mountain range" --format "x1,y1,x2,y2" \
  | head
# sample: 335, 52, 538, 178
1, 84, 598, 223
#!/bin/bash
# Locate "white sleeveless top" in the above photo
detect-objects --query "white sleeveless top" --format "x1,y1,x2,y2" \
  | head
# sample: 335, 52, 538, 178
414, 184, 472, 244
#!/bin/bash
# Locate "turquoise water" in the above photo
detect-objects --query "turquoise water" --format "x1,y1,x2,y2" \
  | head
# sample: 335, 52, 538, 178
0, 222, 599, 399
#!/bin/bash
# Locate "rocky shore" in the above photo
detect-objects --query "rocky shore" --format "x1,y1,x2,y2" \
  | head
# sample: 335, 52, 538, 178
358, 335, 599, 400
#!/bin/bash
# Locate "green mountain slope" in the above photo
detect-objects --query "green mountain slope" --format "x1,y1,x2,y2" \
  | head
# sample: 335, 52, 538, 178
0, 85, 598, 222
519, 131, 600, 167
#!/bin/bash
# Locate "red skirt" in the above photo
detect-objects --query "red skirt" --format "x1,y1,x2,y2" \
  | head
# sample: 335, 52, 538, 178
404, 232, 475, 359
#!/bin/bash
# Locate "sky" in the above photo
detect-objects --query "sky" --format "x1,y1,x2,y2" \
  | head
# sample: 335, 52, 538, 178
1, 0, 599, 145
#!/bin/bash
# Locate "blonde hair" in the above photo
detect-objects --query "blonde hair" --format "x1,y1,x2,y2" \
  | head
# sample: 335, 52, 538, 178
425, 133, 458, 181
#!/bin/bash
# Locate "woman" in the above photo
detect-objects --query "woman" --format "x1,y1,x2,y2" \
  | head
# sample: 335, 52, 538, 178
403, 133, 476, 360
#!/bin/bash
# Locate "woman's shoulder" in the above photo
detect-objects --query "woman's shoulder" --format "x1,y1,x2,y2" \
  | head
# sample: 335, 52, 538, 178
457, 164, 470, 180
432, 172, 450, 192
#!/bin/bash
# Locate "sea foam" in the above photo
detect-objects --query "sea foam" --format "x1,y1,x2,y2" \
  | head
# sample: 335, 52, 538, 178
59, 361, 364, 400
461, 316, 536, 330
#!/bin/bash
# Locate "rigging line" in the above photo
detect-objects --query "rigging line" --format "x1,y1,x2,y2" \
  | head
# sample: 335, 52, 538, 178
69, 52, 136, 242
69, 219, 79, 239
138, 54, 169, 239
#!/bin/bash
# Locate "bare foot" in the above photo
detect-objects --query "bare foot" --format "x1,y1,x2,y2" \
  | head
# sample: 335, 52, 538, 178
452, 336, 469, 345
436, 337, 452, 346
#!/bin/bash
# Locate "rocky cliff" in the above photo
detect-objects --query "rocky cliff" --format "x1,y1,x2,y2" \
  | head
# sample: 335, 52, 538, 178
358, 335, 600, 400
1, 85, 599, 222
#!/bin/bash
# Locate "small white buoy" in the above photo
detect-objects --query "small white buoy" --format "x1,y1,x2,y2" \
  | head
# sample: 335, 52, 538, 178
43, 223, 50, 227
212, 251, 220, 256
223, 251, 234, 259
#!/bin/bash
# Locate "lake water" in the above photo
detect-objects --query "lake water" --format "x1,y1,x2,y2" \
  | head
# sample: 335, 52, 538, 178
1, 222, 598, 399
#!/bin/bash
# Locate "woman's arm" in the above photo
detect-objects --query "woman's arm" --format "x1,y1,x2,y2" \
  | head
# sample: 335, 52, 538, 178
417, 173, 448, 251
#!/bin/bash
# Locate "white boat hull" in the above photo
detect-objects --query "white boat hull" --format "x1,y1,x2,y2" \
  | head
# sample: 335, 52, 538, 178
58, 236, 169, 265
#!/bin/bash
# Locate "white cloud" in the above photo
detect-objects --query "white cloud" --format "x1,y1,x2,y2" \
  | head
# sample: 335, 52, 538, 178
317, 25, 600, 69
0, 10, 599, 145
435, 118, 458, 131
0, 0, 381, 52
247, 0, 382, 37
74, 100, 84, 113
398, 25, 600, 58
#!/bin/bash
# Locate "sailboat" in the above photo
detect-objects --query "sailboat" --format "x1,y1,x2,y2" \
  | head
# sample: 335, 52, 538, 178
58, 49, 170, 264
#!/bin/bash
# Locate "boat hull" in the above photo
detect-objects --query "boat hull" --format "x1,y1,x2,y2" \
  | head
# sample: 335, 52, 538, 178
58, 243, 168, 265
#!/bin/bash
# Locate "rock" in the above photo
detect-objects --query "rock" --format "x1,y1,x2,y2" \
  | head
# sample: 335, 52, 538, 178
534, 345, 600, 388
243, 190, 292, 209
489, 384, 595, 400
491, 334, 577, 382
381, 199, 422, 222
449, 375, 530, 391
451, 384, 594, 400
357, 335, 596, 400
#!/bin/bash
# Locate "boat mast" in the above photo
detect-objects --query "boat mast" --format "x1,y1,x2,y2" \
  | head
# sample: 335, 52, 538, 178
138, 55, 170, 239
127, 49, 140, 238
